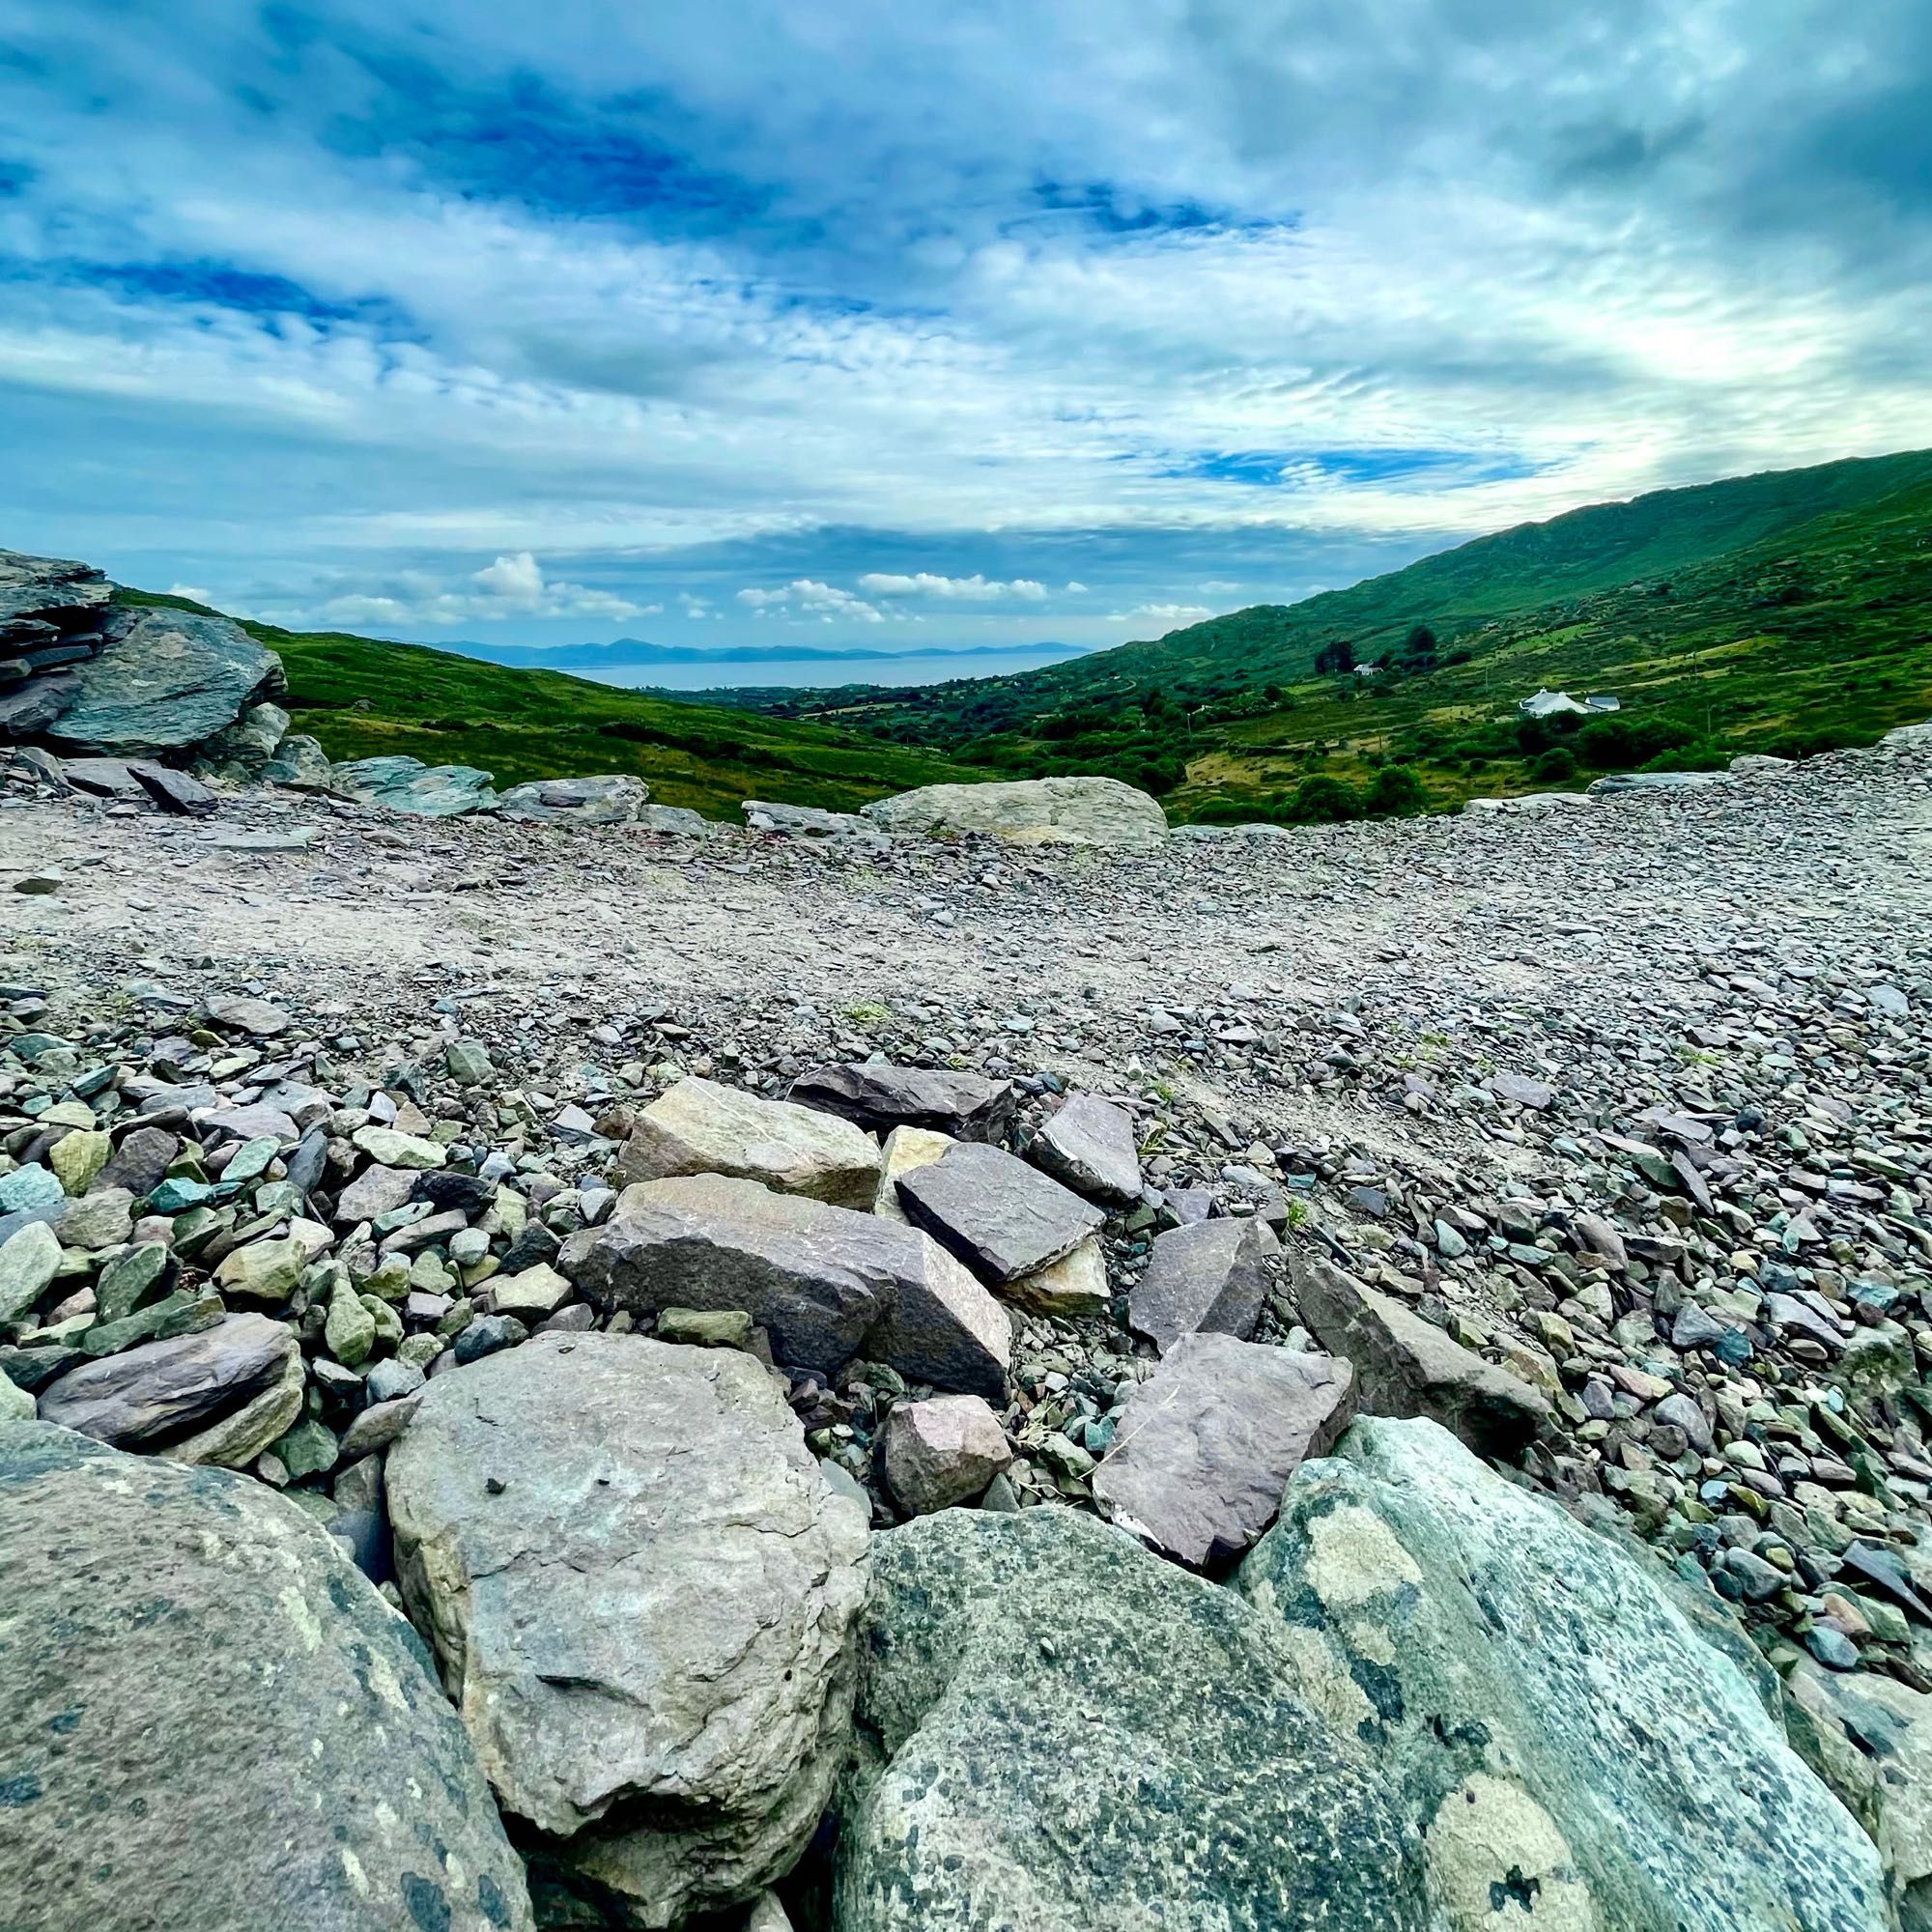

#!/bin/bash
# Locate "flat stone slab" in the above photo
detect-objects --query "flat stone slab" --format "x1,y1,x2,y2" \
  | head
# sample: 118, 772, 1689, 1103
498, 774, 651, 823
617, 1075, 883, 1208
895, 1140, 1103, 1284
788, 1063, 1016, 1141
1237, 1417, 1889, 1932
0, 1419, 532, 1932
860, 776, 1169, 847
1030, 1092, 1142, 1204
1093, 1333, 1356, 1568
386, 1332, 867, 1927
1129, 1215, 1278, 1353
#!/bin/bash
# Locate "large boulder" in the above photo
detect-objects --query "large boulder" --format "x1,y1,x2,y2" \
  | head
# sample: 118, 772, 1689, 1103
860, 776, 1168, 847
45, 608, 282, 757
1237, 1416, 1889, 1932
498, 774, 651, 823
0, 547, 111, 626
1029, 1092, 1141, 1205
385, 1333, 867, 1929
1092, 1333, 1354, 1567
833, 1507, 1429, 1930
788, 1063, 1016, 1142
1128, 1215, 1278, 1353
895, 1140, 1103, 1284
0, 1419, 533, 1932
333, 753, 498, 816
561, 1174, 1010, 1396
1290, 1249, 1548, 1457
617, 1076, 883, 1208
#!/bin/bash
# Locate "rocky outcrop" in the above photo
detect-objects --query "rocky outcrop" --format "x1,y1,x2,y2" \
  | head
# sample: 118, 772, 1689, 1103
498, 774, 652, 823
617, 1075, 883, 1208
0, 1418, 533, 1932
333, 754, 498, 816
1092, 1332, 1354, 1566
788, 1063, 1016, 1141
860, 775, 1168, 846
1290, 1248, 1549, 1456
833, 1506, 1430, 1930
1237, 1417, 1890, 1932
385, 1332, 867, 1929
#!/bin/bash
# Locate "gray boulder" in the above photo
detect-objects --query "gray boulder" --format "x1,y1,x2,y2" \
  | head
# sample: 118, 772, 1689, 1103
561, 1175, 1010, 1396
1092, 1333, 1354, 1567
1588, 769, 1724, 795
1237, 1417, 1889, 1932
498, 774, 651, 823
193, 699, 289, 777
879, 1393, 1013, 1515
637, 801, 710, 835
896, 1140, 1103, 1284
261, 731, 334, 790
1029, 1092, 1141, 1204
859, 776, 1168, 847
0, 1419, 533, 1932
35, 1312, 299, 1455
833, 1507, 1429, 1930
46, 608, 282, 756
617, 1075, 883, 1208
1290, 1250, 1548, 1457
744, 799, 877, 838
333, 754, 498, 816
0, 547, 110, 624
1128, 1215, 1278, 1353
386, 1333, 867, 1929
788, 1063, 1016, 1141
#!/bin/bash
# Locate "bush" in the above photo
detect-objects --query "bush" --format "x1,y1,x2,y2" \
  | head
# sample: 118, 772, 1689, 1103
1364, 764, 1426, 815
1640, 741, 1729, 773
1284, 775, 1364, 823
1528, 747, 1579, 784
1574, 715, 1694, 769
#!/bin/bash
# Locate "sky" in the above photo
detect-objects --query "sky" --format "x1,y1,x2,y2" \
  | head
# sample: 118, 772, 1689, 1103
1, 0, 1929, 658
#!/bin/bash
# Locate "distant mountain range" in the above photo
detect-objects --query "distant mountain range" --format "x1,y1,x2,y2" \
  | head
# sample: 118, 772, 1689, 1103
437, 636, 1087, 670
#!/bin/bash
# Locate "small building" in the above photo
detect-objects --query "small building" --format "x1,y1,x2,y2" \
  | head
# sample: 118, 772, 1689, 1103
1519, 688, 1588, 719
1354, 662, 1380, 679
1585, 694, 1621, 713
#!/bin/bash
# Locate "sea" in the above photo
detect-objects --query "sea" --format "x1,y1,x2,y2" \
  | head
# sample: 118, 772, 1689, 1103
582, 644, 1085, 693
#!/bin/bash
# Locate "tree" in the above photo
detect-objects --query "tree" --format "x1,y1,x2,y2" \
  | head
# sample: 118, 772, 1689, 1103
1314, 639, 1356, 676
1529, 747, 1579, 784
1405, 623, 1437, 658
1364, 764, 1426, 816
1283, 774, 1364, 822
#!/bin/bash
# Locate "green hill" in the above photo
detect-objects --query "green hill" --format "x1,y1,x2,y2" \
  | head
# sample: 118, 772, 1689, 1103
751, 448, 1932, 818
113, 591, 992, 820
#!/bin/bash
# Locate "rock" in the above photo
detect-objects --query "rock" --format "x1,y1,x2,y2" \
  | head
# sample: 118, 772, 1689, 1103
880, 1393, 1012, 1515
1672, 1300, 1726, 1350
55, 1185, 134, 1251
742, 799, 875, 838
49, 1127, 111, 1195
498, 774, 651, 823
128, 760, 217, 815
1004, 1232, 1111, 1319
563, 1175, 1010, 1396
61, 755, 146, 799
212, 1235, 306, 1304
0, 547, 110, 624
386, 1332, 867, 1928
616, 1075, 883, 1208
0, 1418, 533, 1932
36, 1313, 298, 1451
0, 673, 79, 737
1588, 769, 1725, 794
261, 732, 334, 789
352, 1123, 445, 1169
859, 776, 1169, 847
895, 1141, 1104, 1284
1653, 1390, 1714, 1454
655, 1305, 754, 1348
787, 1063, 1016, 1141
1029, 1092, 1142, 1204
193, 699, 289, 776
96, 1124, 180, 1197
1490, 1070, 1554, 1110
45, 608, 282, 756
0, 1163, 63, 1213
0, 1219, 61, 1323
332, 754, 498, 816
1093, 1333, 1355, 1568
1290, 1250, 1549, 1458
1128, 1215, 1278, 1354
325, 1274, 379, 1366
0, 1375, 31, 1420
871, 1124, 954, 1223
11, 869, 61, 895
336, 1160, 420, 1222
452, 1311, 526, 1364
1236, 1416, 1889, 1932
636, 802, 709, 835
488, 1262, 572, 1321
833, 1507, 1428, 1930
341, 1392, 421, 1460
203, 993, 291, 1037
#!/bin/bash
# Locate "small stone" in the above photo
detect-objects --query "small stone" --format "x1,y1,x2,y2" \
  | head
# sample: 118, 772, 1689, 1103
452, 1312, 527, 1364
880, 1394, 1013, 1515
656, 1306, 755, 1349
0, 1220, 62, 1323
325, 1275, 378, 1367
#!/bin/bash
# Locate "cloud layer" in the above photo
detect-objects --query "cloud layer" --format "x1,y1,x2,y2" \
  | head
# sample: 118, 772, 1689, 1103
0, 0, 1927, 649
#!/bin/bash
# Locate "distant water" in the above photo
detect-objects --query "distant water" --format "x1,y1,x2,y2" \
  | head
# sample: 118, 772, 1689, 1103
577, 644, 1085, 693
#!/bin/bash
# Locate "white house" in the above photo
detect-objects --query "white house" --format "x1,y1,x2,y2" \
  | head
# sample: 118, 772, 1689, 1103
1585, 694, 1621, 713
1519, 688, 1588, 719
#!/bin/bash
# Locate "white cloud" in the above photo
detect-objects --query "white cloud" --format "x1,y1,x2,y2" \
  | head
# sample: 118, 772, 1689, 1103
1107, 603, 1214, 627
857, 571, 1047, 601
166, 582, 213, 605
737, 579, 885, 622
475, 551, 544, 603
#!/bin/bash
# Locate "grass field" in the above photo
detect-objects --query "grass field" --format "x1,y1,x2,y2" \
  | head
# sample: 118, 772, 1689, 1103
114, 593, 992, 821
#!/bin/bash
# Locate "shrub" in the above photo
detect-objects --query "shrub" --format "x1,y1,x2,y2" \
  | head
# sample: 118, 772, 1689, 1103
1364, 764, 1427, 815
1528, 747, 1579, 784
1284, 774, 1365, 823
1574, 715, 1694, 769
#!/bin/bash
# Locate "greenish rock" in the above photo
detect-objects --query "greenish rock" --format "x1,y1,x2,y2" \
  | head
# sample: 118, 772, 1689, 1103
353, 1123, 447, 1170
332, 754, 498, 818
149, 1175, 224, 1213
49, 1129, 111, 1196
834, 1506, 1428, 1931
1236, 1417, 1889, 1932
170, 1344, 308, 1468
362, 1253, 412, 1301
261, 730, 333, 790
410, 1250, 456, 1294
397, 1331, 443, 1370
446, 1038, 495, 1085
222, 1135, 282, 1184
325, 1276, 378, 1367
54, 1186, 134, 1251
79, 1287, 222, 1358
0, 1375, 31, 1420
270, 1415, 339, 1483
95, 1241, 173, 1325
0, 1220, 62, 1324
250, 1179, 306, 1219
0, 1164, 64, 1214
365, 1293, 403, 1350
0, 1418, 534, 1931
656, 1306, 754, 1349
213, 1236, 306, 1304
193, 698, 288, 776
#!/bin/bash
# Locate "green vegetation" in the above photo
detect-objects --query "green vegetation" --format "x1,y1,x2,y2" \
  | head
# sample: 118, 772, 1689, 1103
716, 448, 1932, 819
111, 591, 991, 820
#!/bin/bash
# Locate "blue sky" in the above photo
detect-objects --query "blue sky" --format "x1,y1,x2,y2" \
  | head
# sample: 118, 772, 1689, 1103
1, 0, 1928, 653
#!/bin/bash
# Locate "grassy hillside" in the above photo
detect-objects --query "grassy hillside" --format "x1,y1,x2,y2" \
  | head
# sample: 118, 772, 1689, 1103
113, 592, 991, 820
741, 448, 1932, 819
